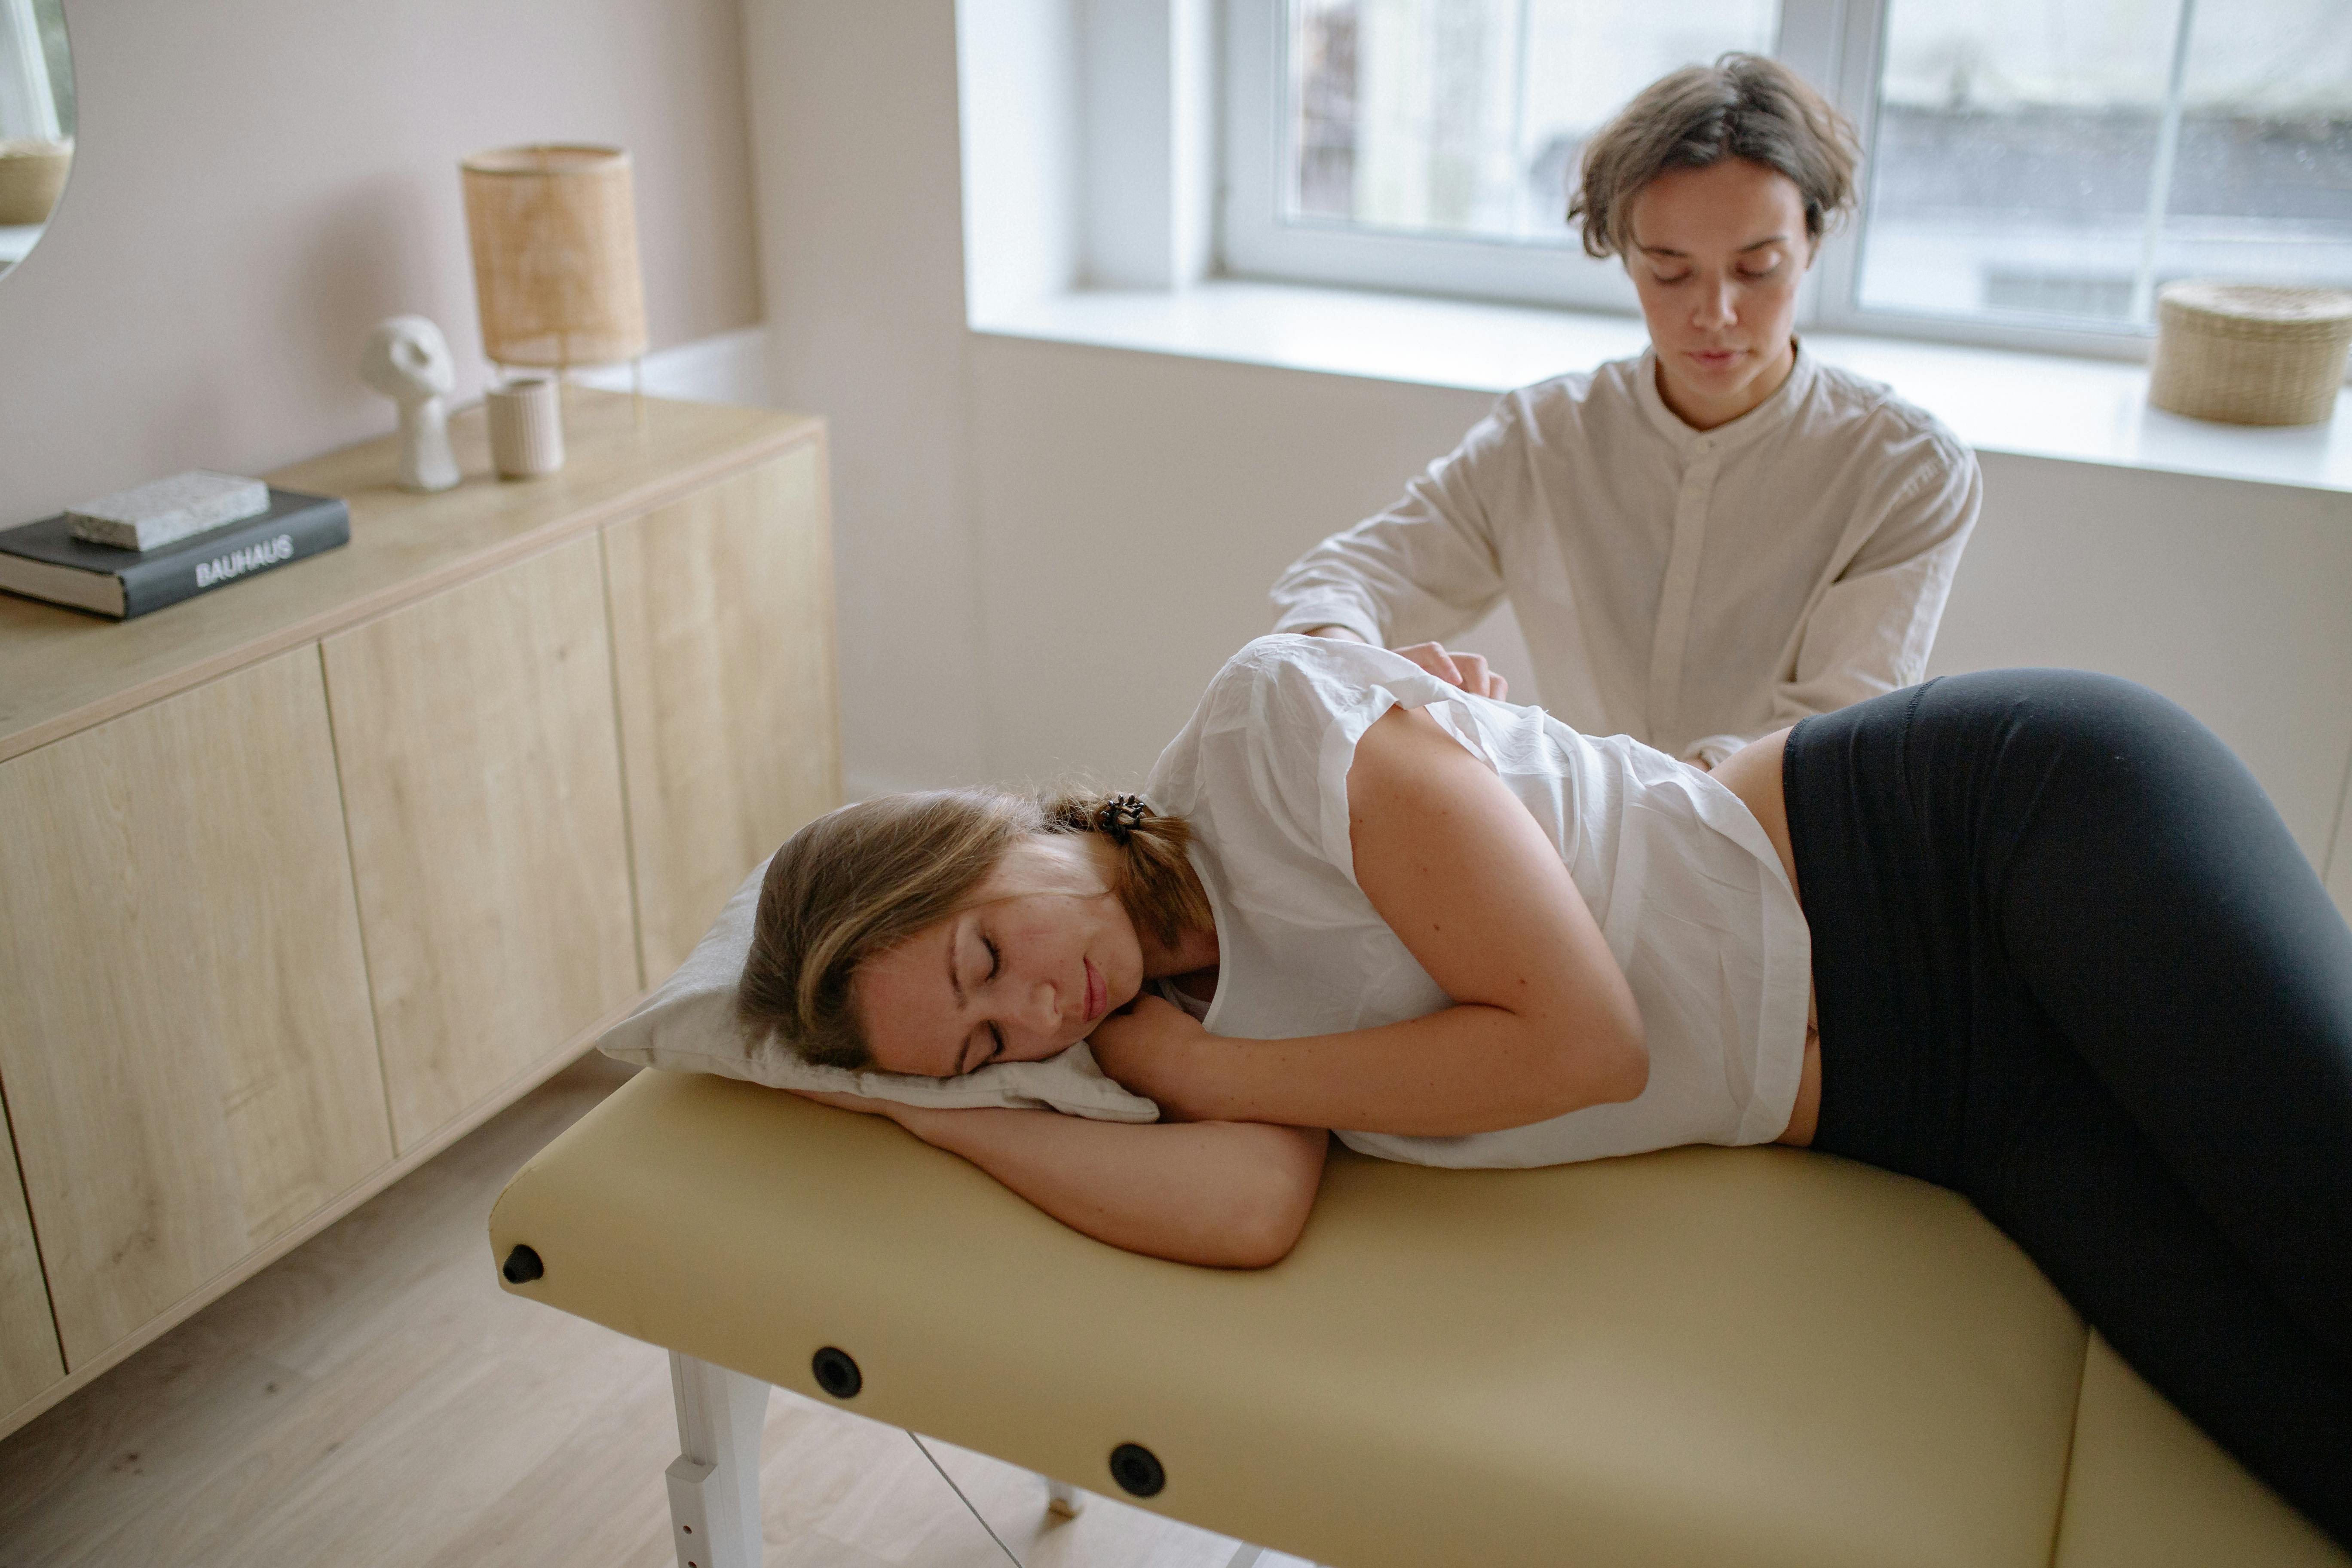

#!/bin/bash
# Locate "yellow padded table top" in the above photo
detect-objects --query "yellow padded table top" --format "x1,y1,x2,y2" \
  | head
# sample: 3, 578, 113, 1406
492, 1068, 2090, 1568
2052, 1335, 2348, 1568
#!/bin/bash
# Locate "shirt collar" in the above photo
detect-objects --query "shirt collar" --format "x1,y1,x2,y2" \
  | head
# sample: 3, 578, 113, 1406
1635, 338, 1816, 456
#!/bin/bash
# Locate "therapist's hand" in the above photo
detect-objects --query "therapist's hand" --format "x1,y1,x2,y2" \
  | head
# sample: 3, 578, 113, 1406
1304, 626, 1509, 700
1090, 993, 1218, 1121
1393, 642, 1508, 699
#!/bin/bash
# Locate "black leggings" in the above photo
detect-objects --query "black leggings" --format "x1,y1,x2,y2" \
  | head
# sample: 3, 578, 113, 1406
1784, 670, 2352, 1544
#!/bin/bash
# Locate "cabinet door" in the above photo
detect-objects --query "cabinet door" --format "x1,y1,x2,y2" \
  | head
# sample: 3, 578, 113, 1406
0, 1100, 64, 1416
604, 445, 842, 980
324, 534, 638, 1152
0, 649, 389, 1368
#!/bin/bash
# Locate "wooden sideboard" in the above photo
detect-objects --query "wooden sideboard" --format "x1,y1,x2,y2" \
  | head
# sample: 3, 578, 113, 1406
0, 390, 840, 1436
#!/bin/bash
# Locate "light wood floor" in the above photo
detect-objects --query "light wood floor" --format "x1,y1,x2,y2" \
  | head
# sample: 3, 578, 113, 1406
0, 1057, 1297, 1568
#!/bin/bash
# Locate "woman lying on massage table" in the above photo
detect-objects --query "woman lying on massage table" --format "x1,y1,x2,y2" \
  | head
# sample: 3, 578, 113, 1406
736, 633, 2352, 1545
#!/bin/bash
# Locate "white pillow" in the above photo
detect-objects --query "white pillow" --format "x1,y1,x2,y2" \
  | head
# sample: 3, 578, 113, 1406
597, 860, 1161, 1123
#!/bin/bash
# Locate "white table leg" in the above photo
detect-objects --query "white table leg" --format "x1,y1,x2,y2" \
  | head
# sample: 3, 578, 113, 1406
665, 1351, 771, 1568
1044, 1477, 1087, 1517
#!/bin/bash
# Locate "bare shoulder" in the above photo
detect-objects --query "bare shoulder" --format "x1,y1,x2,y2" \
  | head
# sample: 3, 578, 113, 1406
1345, 704, 1495, 820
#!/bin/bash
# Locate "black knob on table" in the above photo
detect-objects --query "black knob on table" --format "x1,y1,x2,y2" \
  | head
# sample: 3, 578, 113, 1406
1108, 1443, 1164, 1498
501, 1244, 544, 1283
812, 1345, 863, 1399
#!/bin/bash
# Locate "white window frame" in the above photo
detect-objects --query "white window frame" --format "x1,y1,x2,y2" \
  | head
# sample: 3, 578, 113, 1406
1802, 0, 2166, 359
1218, 0, 2231, 361
1221, 0, 1655, 313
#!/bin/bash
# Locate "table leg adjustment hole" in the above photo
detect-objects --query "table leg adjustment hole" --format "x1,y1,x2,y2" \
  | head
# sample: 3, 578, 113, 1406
812, 1345, 862, 1399
1109, 1443, 1164, 1497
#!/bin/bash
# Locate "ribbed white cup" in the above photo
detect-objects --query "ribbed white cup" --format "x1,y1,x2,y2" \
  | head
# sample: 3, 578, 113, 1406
486, 376, 566, 478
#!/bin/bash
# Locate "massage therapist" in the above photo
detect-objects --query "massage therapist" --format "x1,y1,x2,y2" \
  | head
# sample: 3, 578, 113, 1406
1272, 55, 1982, 769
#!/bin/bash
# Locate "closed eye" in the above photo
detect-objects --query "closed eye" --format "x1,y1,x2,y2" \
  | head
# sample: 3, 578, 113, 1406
980, 937, 1006, 1066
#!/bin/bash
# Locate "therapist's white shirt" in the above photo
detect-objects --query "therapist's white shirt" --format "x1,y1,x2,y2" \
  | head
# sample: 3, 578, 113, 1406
1269, 344, 1983, 766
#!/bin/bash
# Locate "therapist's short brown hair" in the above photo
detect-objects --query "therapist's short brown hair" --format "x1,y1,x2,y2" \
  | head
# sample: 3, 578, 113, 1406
1570, 54, 1859, 261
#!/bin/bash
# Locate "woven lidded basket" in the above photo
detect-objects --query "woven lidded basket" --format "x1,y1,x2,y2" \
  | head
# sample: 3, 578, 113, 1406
2148, 282, 2352, 427
0, 139, 72, 227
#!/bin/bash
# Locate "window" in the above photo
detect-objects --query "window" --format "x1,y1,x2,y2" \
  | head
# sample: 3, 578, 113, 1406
0, 0, 70, 144
1224, 0, 2352, 352
1228, 0, 1797, 311
1851, 0, 2352, 331
0, 0, 74, 276
1286, 0, 1780, 245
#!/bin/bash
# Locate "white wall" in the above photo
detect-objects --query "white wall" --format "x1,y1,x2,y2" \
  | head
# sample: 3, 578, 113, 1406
745, 0, 992, 797
747, 1, 2352, 898
1932, 456, 2352, 864
958, 0, 1079, 322
963, 333, 1513, 784
0, 0, 761, 521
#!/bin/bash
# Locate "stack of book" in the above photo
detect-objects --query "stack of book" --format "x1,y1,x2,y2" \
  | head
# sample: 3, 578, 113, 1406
0, 470, 350, 619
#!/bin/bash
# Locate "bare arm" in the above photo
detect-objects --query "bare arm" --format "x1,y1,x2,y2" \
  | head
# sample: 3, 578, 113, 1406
1092, 704, 1645, 1133
794, 1090, 1327, 1268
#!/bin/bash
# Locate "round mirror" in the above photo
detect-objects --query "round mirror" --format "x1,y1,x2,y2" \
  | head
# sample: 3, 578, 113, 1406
0, 0, 72, 279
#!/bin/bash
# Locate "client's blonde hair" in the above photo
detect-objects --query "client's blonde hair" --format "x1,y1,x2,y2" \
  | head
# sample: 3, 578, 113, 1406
736, 788, 1209, 1069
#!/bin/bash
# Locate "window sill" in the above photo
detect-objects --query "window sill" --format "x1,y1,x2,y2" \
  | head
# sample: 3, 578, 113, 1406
972, 280, 2352, 497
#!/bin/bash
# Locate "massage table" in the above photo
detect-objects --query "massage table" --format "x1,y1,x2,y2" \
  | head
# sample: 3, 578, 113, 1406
490, 1067, 2346, 1568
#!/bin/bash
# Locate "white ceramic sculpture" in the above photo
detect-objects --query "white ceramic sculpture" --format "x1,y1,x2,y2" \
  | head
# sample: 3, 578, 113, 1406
358, 315, 461, 493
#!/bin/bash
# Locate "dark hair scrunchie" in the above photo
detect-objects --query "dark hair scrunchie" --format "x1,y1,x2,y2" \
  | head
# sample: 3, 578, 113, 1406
1094, 793, 1150, 845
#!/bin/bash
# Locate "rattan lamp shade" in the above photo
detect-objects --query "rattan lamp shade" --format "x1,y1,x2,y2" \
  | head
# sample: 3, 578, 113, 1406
460, 144, 648, 371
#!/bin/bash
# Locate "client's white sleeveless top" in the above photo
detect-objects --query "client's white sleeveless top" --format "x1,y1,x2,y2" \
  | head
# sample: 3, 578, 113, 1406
1143, 635, 1811, 1168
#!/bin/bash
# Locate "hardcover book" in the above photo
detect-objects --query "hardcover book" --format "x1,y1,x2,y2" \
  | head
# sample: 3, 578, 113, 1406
0, 488, 350, 619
